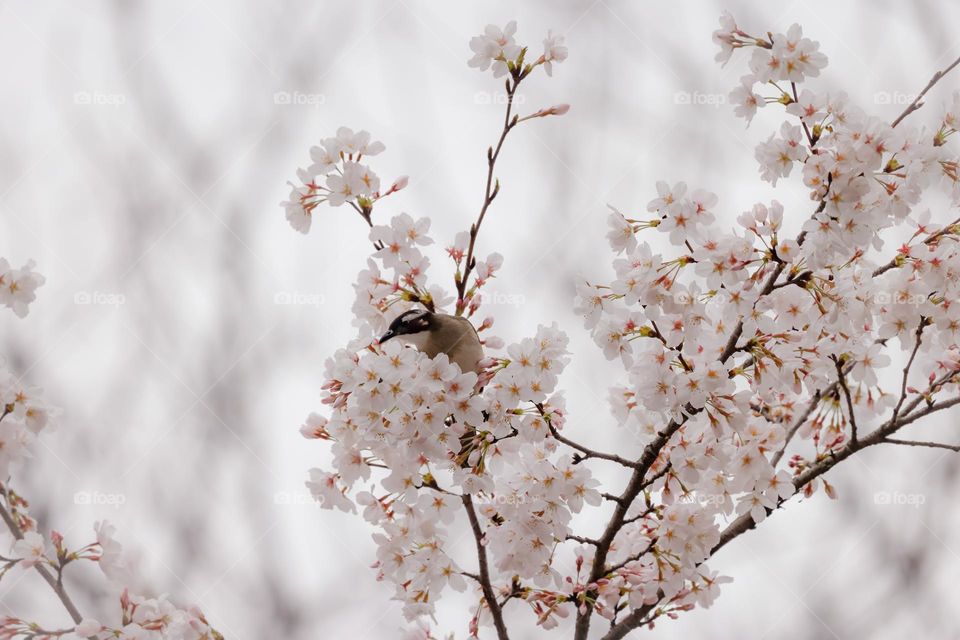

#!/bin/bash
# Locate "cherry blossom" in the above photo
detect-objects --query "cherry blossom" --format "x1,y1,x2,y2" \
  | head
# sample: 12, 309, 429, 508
281, 128, 404, 235
541, 30, 568, 76
12, 530, 45, 568
468, 21, 521, 78
289, 13, 960, 640
0, 259, 44, 318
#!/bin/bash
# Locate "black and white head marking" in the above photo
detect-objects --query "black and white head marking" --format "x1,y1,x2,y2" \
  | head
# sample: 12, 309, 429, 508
379, 309, 433, 343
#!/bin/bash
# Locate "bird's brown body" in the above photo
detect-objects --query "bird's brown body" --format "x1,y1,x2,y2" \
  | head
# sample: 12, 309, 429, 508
400, 313, 484, 374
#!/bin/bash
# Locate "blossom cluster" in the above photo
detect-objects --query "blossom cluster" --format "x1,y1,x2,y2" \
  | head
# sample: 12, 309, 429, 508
0, 260, 222, 640
570, 13, 960, 622
281, 126, 408, 234
296, 14, 960, 640
468, 21, 567, 79
305, 208, 593, 624
0, 363, 57, 480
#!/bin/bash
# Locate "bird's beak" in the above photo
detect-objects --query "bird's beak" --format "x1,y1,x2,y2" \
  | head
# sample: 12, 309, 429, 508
378, 329, 395, 344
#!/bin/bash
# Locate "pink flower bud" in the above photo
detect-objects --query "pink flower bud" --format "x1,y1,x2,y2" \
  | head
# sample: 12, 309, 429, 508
531, 103, 571, 118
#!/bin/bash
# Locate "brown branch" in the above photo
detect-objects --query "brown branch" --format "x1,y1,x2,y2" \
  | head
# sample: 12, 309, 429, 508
601, 605, 655, 640
0, 500, 86, 629
456, 75, 522, 311
883, 437, 960, 452
460, 494, 510, 640
596, 45, 960, 640
891, 54, 960, 128
543, 414, 639, 469
833, 356, 859, 445
348, 201, 384, 251
713, 393, 960, 556
891, 319, 927, 425
573, 213, 814, 639
571, 415, 686, 640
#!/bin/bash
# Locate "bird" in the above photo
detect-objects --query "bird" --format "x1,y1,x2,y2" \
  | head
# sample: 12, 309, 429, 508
379, 309, 486, 467
378, 309, 484, 375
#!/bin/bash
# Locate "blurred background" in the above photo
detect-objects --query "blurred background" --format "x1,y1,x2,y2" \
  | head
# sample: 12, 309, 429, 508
1, 0, 959, 638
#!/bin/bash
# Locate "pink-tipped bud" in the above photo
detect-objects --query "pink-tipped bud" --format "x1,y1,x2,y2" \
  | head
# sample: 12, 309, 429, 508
387, 175, 409, 194
522, 104, 573, 121
535, 103, 570, 117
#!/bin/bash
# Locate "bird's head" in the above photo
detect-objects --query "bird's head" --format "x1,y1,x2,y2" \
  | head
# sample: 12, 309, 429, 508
379, 309, 434, 344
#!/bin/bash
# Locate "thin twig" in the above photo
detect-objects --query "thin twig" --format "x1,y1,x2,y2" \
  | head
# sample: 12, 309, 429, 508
833, 356, 859, 445
891, 54, 960, 128
544, 417, 639, 469
883, 438, 960, 452
348, 201, 384, 251
456, 71, 528, 311
891, 319, 927, 426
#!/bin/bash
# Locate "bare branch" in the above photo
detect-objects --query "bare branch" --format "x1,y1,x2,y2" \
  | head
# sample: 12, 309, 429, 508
891, 319, 928, 425
544, 416, 639, 469
833, 356, 859, 444
883, 438, 960, 452
456, 73, 524, 312
891, 54, 960, 128
460, 494, 510, 640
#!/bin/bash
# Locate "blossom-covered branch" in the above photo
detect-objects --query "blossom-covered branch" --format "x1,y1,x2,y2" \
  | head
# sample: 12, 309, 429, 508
288, 12, 960, 640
